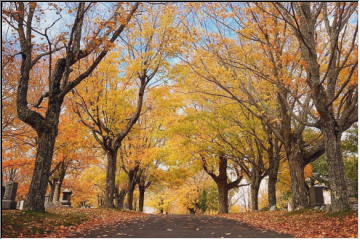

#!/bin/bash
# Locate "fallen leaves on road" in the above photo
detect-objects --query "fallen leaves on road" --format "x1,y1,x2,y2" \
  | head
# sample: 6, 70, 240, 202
220, 210, 358, 238
2, 208, 147, 238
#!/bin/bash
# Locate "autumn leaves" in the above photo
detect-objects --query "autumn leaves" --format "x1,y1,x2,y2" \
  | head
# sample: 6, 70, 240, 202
2, 3, 357, 214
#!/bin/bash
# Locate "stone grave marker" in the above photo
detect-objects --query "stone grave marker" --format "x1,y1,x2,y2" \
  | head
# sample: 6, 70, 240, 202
19, 200, 25, 210
61, 189, 72, 207
309, 186, 325, 207
2, 181, 18, 209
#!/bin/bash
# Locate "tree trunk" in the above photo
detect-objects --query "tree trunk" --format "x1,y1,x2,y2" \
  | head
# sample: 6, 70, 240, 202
25, 129, 58, 211
56, 163, 66, 201
126, 166, 139, 210
323, 125, 350, 212
268, 172, 277, 208
116, 189, 127, 209
133, 195, 137, 211
104, 150, 117, 208
267, 141, 280, 208
288, 152, 309, 208
52, 181, 60, 203
217, 182, 229, 214
49, 180, 56, 202
127, 184, 135, 210
250, 177, 261, 211
139, 185, 145, 212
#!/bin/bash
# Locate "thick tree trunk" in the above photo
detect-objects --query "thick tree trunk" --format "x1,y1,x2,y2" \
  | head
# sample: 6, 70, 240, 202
139, 186, 145, 212
104, 150, 117, 208
323, 125, 350, 212
268, 173, 277, 208
25, 129, 58, 211
288, 152, 308, 208
250, 176, 261, 211
217, 182, 229, 214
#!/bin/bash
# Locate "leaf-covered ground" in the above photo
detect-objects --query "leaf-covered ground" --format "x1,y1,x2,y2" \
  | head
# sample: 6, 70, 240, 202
220, 209, 358, 238
2, 208, 147, 238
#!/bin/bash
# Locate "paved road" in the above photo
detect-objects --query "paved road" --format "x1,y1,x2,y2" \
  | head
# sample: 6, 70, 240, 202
69, 214, 292, 238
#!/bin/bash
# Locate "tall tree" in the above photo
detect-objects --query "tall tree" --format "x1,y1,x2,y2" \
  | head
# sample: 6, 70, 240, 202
2, 2, 139, 211
178, 2, 325, 208
73, 4, 181, 207
273, 2, 357, 212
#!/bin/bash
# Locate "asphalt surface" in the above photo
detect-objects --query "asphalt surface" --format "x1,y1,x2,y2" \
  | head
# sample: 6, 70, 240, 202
69, 214, 292, 238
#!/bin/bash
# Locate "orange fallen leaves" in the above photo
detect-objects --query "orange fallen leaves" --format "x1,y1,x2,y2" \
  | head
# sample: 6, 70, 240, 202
2, 208, 147, 238
220, 210, 358, 238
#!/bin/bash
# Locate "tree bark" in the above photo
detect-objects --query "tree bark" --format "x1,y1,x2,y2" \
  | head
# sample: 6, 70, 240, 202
276, 2, 355, 212
267, 135, 281, 208
250, 175, 261, 211
139, 185, 145, 212
288, 151, 309, 208
126, 166, 139, 210
104, 150, 117, 208
52, 181, 60, 203
323, 124, 350, 211
49, 181, 56, 202
217, 181, 229, 214
25, 128, 58, 211
56, 167, 66, 201
268, 172, 277, 208
116, 189, 127, 209
133, 195, 137, 211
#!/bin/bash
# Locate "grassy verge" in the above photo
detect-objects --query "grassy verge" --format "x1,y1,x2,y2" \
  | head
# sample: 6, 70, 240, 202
2, 209, 88, 237
2, 208, 147, 238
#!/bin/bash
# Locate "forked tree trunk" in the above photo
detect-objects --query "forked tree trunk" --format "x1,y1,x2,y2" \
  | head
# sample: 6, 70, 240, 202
25, 128, 58, 211
104, 150, 117, 208
323, 125, 350, 211
202, 154, 242, 214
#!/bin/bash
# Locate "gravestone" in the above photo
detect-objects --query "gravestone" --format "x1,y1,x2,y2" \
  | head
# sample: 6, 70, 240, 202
19, 200, 25, 210
309, 186, 325, 207
2, 181, 18, 209
16, 200, 25, 210
287, 201, 294, 212
61, 189, 72, 207
44, 194, 52, 208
